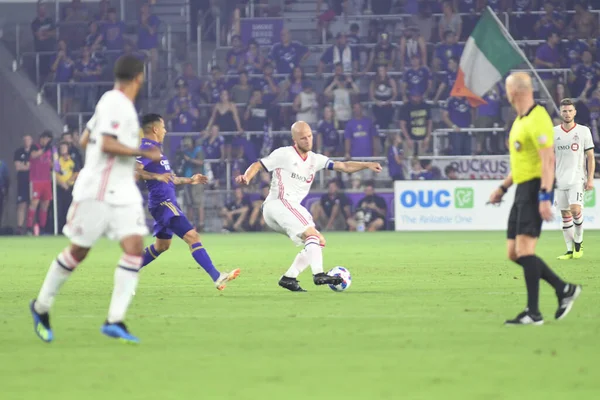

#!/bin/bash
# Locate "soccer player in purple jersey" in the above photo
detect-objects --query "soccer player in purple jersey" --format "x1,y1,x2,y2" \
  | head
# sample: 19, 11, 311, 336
136, 114, 240, 290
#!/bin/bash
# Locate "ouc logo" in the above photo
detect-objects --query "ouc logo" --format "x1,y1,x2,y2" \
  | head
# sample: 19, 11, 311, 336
400, 188, 474, 209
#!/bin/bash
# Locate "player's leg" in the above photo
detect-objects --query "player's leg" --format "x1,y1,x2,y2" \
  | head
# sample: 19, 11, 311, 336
558, 209, 574, 259
141, 227, 172, 268
570, 203, 584, 258
27, 186, 39, 230
38, 199, 50, 230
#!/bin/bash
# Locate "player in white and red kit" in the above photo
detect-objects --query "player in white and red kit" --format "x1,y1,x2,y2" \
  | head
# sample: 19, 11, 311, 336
29, 55, 162, 344
236, 121, 382, 291
554, 99, 595, 260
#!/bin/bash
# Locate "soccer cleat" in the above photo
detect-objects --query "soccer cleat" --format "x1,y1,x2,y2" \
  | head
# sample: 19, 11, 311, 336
278, 276, 307, 292
101, 321, 140, 344
215, 268, 241, 290
573, 242, 583, 259
504, 309, 544, 326
29, 300, 53, 343
557, 251, 573, 260
555, 284, 582, 321
313, 272, 343, 286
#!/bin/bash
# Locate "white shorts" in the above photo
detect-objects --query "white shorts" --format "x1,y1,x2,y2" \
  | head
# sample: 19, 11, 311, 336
555, 184, 584, 210
262, 200, 314, 246
63, 200, 149, 248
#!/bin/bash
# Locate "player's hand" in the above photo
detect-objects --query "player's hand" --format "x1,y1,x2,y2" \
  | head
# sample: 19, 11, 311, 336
190, 174, 209, 185
585, 179, 594, 191
155, 173, 173, 183
368, 162, 383, 173
488, 188, 504, 205
539, 200, 553, 222
142, 147, 162, 162
235, 175, 249, 185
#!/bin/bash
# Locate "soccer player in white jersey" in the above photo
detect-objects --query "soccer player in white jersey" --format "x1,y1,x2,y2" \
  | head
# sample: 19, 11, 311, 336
236, 121, 382, 292
29, 55, 162, 344
554, 98, 595, 260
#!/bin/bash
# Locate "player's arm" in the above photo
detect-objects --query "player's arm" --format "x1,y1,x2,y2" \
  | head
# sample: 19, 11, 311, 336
102, 135, 161, 162
585, 148, 595, 189
332, 161, 382, 174
80, 128, 90, 149
30, 145, 44, 159
237, 161, 263, 185
172, 174, 208, 185
134, 163, 173, 183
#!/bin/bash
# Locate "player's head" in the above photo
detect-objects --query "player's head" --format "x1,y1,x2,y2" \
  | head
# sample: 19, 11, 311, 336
23, 135, 33, 148
114, 54, 145, 96
505, 72, 533, 107
40, 130, 53, 147
560, 98, 577, 123
291, 121, 313, 153
141, 113, 167, 143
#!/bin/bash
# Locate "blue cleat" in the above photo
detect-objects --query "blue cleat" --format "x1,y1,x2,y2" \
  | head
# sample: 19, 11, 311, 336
101, 321, 140, 344
29, 300, 53, 343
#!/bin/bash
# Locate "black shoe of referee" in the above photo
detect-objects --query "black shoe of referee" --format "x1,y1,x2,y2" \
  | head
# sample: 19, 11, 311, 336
555, 284, 582, 320
505, 309, 544, 326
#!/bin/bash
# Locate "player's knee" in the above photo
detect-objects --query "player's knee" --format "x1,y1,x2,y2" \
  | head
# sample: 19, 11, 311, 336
155, 241, 171, 253
507, 249, 518, 262
68, 244, 89, 263
183, 229, 200, 245
121, 236, 145, 256
570, 205, 582, 215
561, 209, 572, 218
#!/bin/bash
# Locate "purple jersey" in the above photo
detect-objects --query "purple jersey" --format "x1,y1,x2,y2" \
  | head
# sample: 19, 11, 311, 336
102, 21, 126, 50
563, 39, 589, 67
435, 44, 463, 72
446, 97, 472, 128
403, 67, 431, 96
344, 117, 377, 157
269, 41, 308, 74
203, 136, 225, 159
138, 15, 160, 50
137, 138, 177, 209
317, 120, 339, 149
535, 43, 560, 79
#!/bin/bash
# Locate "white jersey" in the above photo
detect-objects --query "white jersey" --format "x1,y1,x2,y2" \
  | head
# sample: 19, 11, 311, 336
553, 123, 594, 190
72, 90, 143, 205
260, 146, 333, 204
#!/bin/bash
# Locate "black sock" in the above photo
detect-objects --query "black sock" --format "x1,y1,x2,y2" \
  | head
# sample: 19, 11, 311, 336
535, 256, 567, 294
516, 256, 541, 315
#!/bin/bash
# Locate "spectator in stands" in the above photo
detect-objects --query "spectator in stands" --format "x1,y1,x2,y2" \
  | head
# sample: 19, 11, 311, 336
269, 28, 309, 75
230, 140, 250, 189
399, 25, 427, 71
443, 96, 474, 156
85, 21, 104, 50
316, 106, 342, 156
434, 31, 462, 73
31, 2, 57, 82
74, 46, 102, 112
203, 125, 226, 186
178, 62, 203, 99
387, 133, 405, 181
316, 0, 348, 38
438, 1, 462, 42
318, 33, 358, 76
0, 159, 9, 229
226, 35, 247, 74
138, 2, 161, 78
248, 185, 269, 232
347, 23, 361, 46
206, 89, 244, 159
364, 33, 396, 73
509, 0, 536, 40
95, 0, 110, 27
230, 71, 252, 104
283, 66, 306, 103
433, 57, 458, 102
50, 40, 75, 113
244, 89, 269, 152
55, 141, 78, 233
569, 50, 600, 98
475, 85, 503, 155
370, 65, 398, 130
484, 0, 506, 13
221, 187, 251, 232
204, 65, 227, 103
401, 55, 432, 101
347, 181, 387, 232
60, 132, 83, 171
344, 103, 379, 158
167, 78, 200, 132
325, 64, 359, 129
293, 81, 318, 126
413, 1, 435, 43
62, 3, 88, 49
69, 0, 89, 21
569, 2, 597, 39
534, 2, 564, 40
243, 39, 266, 74
535, 31, 561, 107
445, 164, 459, 180
102, 8, 126, 65
28, 131, 54, 235
311, 180, 350, 231
399, 90, 432, 157
456, 0, 478, 40
410, 158, 440, 180
563, 27, 590, 68
120, 41, 147, 62
251, 62, 281, 106
14, 135, 32, 235
180, 137, 206, 230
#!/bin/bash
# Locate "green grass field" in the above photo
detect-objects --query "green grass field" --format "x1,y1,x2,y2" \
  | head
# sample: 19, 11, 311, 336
1, 231, 599, 400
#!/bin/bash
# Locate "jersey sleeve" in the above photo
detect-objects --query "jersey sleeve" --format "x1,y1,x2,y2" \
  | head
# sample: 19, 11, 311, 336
260, 148, 287, 172
584, 127, 594, 151
530, 107, 554, 150
314, 153, 334, 171
94, 101, 129, 142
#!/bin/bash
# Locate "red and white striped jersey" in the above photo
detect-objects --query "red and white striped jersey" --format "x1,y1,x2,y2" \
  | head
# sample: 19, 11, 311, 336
72, 90, 142, 205
260, 146, 332, 204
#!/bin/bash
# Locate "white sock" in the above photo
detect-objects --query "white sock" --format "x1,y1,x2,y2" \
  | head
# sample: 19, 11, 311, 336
107, 254, 142, 324
304, 235, 324, 275
562, 215, 574, 252
284, 249, 310, 278
35, 249, 79, 314
573, 211, 584, 243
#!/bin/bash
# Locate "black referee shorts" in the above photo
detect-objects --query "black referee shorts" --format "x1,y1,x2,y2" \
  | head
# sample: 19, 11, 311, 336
507, 178, 543, 240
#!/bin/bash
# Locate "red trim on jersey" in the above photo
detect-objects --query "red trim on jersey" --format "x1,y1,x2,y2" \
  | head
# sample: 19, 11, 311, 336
561, 123, 577, 133
293, 146, 308, 162
97, 156, 116, 201
276, 168, 309, 225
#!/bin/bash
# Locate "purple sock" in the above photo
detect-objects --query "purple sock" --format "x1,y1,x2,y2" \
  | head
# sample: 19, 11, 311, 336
191, 242, 220, 281
141, 244, 162, 269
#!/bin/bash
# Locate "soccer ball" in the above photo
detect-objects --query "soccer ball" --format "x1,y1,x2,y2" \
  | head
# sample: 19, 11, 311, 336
327, 266, 351, 292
